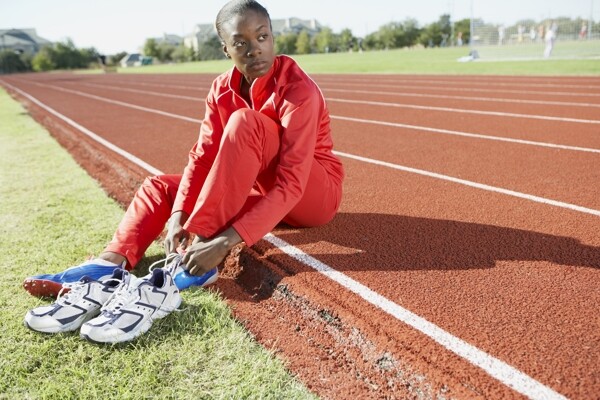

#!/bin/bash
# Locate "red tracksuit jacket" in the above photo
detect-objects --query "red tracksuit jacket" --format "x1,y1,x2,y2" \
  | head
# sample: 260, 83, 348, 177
172, 55, 344, 246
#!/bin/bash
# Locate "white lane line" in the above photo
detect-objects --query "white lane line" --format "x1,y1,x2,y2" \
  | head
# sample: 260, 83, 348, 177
75, 82, 203, 101
315, 76, 600, 90
86, 78, 208, 91
12, 79, 202, 124
3, 82, 163, 176
328, 97, 600, 125
264, 233, 567, 400
322, 87, 600, 108
331, 115, 600, 154
6, 78, 599, 216
1, 80, 568, 400
334, 150, 600, 217
20, 77, 599, 154
315, 81, 600, 98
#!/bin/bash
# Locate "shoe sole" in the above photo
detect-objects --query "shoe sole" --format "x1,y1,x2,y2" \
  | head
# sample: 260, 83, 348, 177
24, 310, 100, 334
23, 278, 67, 298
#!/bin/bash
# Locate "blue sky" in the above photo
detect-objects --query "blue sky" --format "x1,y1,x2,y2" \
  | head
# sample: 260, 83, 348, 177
1, 0, 595, 54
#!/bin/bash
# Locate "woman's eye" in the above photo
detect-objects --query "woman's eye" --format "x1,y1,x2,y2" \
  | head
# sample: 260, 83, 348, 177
233, 41, 245, 48
258, 34, 268, 41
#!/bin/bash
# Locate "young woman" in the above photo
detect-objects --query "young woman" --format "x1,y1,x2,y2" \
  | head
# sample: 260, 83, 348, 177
23, 0, 344, 298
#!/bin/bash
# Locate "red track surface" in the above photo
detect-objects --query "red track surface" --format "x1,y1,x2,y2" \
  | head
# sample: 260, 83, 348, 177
2, 72, 599, 399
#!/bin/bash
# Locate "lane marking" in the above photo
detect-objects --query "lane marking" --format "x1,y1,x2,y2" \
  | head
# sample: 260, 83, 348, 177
76, 81, 203, 101
315, 76, 600, 90
2, 82, 163, 176
1, 80, 568, 400
25, 77, 600, 154
264, 233, 567, 400
6, 79, 599, 215
322, 87, 600, 108
315, 80, 600, 98
331, 115, 600, 154
10, 79, 202, 124
334, 150, 600, 217
328, 97, 600, 125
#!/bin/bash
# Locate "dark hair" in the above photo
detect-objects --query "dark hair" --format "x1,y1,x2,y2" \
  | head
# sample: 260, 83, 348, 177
215, 0, 271, 40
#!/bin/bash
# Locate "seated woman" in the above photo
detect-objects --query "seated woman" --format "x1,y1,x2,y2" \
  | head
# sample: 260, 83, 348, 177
23, 0, 344, 299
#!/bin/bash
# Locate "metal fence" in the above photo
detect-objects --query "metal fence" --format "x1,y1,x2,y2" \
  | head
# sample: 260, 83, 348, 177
468, 3, 599, 60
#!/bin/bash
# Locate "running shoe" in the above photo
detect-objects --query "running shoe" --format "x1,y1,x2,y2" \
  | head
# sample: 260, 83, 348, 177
23, 259, 123, 298
163, 254, 219, 291
24, 269, 126, 334
80, 267, 181, 344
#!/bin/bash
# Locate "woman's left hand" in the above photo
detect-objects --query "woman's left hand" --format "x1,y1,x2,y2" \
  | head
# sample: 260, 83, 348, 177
182, 227, 242, 276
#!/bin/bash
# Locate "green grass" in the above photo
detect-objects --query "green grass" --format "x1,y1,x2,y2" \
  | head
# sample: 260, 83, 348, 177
0, 87, 316, 400
102, 45, 600, 76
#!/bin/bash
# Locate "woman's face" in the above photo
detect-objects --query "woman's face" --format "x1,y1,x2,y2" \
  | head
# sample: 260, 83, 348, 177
221, 10, 275, 83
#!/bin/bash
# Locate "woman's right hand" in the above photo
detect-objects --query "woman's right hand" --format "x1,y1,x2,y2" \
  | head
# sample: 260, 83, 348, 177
164, 211, 190, 254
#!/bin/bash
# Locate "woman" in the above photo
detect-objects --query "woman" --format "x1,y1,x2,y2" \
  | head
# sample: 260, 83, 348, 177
23, 0, 344, 298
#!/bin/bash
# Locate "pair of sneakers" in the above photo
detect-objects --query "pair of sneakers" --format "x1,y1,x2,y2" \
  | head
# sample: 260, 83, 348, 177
24, 255, 218, 343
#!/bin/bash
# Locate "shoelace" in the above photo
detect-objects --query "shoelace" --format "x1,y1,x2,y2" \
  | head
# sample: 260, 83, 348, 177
100, 274, 140, 315
148, 253, 187, 313
55, 280, 89, 305
149, 253, 182, 276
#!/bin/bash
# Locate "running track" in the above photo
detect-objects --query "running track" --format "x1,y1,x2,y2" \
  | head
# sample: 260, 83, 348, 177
1, 72, 599, 400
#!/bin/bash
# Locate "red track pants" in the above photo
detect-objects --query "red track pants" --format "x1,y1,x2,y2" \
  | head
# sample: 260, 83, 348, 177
104, 109, 342, 268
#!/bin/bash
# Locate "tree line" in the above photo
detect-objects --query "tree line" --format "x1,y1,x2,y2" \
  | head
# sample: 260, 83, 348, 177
1, 15, 597, 72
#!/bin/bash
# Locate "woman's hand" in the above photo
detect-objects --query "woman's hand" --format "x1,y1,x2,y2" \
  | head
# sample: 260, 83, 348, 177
164, 211, 190, 254
182, 227, 242, 275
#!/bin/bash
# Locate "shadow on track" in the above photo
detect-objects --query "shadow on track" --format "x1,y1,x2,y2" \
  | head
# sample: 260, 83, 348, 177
271, 212, 600, 271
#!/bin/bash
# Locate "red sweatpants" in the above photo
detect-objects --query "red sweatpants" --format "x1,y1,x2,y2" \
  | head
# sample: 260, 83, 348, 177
104, 109, 342, 268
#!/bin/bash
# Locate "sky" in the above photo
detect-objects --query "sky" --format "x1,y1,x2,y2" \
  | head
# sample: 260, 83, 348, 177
1, 0, 596, 55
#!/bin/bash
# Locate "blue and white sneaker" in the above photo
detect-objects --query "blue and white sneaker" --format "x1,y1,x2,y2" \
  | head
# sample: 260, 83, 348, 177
80, 267, 182, 344
24, 269, 126, 334
161, 254, 218, 291
23, 259, 124, 299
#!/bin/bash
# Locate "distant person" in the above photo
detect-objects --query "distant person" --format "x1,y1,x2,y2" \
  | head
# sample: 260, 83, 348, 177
544, 21, 557, 58
498, 25, 505, 45
529, 26, 536, 42
456, 31, 463, 46
517, 25, 525, 43
579, 22, 587, 40
537, 24, 545, 43
23, 0, 344, 344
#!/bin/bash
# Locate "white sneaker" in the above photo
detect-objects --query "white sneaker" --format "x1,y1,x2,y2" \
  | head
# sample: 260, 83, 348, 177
24, 270, 126, 333
80, 268, 181, 344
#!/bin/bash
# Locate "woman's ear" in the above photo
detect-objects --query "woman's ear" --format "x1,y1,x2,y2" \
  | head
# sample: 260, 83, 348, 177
223, 45, 231, 59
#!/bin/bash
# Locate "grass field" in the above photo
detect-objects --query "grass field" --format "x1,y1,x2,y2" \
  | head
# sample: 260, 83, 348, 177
106, 45, 600, 76
0, 88, 315, 400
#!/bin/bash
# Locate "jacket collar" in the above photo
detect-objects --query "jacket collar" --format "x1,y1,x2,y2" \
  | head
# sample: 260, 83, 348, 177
228, 56, 279, 108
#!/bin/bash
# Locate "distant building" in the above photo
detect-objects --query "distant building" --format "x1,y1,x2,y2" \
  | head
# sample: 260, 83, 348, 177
184, 24, 218, 52
183, 17, 322, 52
0, 28, 52, 55
271, 17, 321, 35
155, 33, 184, 47
120, 53, 153, 68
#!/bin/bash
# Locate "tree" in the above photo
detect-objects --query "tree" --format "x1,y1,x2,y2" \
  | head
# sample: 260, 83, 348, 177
275, 32, 298, 55
453, 18, 471, 46
0, 50, 30, 73
31, 47, 55, 71
295, 30, 311, 54
110, 51, 128, 66
419, 14, 451, 47
197, 36, 224, 61
157, 42, 176, 62
338, 28, 355, 52
313, 27, 337, 53
143, 38, 160, 58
